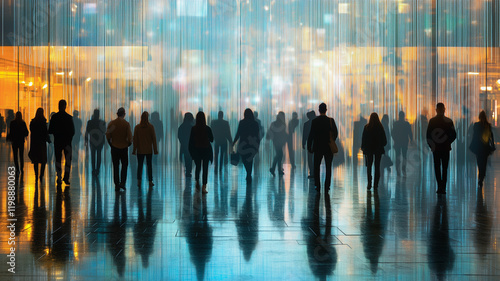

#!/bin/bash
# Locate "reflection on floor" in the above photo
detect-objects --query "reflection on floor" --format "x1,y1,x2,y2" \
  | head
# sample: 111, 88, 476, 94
0, 148, 499, 280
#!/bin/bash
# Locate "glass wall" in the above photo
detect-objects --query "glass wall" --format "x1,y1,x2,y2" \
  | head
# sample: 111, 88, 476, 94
1, 0, 499, 160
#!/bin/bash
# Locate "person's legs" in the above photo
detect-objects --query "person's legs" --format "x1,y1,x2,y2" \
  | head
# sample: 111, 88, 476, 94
137, 154, 145, 180
194, 158, 202, 183
11, 143, 19, 174
307, 152, 314, 177
441, 151, 450, 190
90, 147, 97, 172
54, 144, 63, 180
40, 163, 46, 180
401, 146, 408, 175
395, 147, 401, 174
34, 162, 39, 178
63, 144, 72, 181
184, 151, 192, 177
477, 154, 488, 185
214, 143, 220, 171
288, 139, 295, 168
220, 142, 227, 171
366, 154, 374, 187
146, 154, 153, 181
202, 158, 209, 185
432, 151, 442, 188
111, 147, 120, 187
374, 154, 382, 187
313, 152, 324, 189
18, 143, 24, 174
96, 147, 102, 173
271, 144, 279, 172
277, 145, 284, 174
324, 153, 333, 190
243, 159, 253, 179
119, 148, 128, 187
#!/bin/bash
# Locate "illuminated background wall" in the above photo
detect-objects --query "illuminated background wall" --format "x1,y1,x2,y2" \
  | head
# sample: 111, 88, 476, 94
1, 0, 499, 160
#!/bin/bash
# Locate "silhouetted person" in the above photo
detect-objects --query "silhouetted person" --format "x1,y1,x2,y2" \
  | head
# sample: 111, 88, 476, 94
233, 108, 260, 181
47, 112, 55, 164
254, 111, 265, 140
288, 112, 299, 169
133, 188, 158, 268
361, 190, 386, 275
362, 113, 387, 190
428, 196, 455, 280
418, 108, 429, 153
5, 109, 14, 137
427, 103, 456, 194
106, 107, 132, 192
48, 100, 75, 185
267, 111, 288, 177
8, 111, 28, 176
85, 109, 106, 175
29, 108, 50, 182
302, 192, 337, 279
178, 112, 194, 177
189, 112, 213, 194
302, 111, 316, 179
150, 111, 164, 164
133, 111, 158, 188
391, 111, 412, 176
353, 115, 367, 164
72, 110, 82, 162
380, 114, 392, 172
211, 111, 232, 173
469, 111, 495, 188
307, 103, 338, 193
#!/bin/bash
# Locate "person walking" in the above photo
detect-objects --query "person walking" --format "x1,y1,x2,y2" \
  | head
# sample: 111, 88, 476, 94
392, 111, 413, 176
469, 111, 495, 188
189, 112, 213, 194
380, 114, 392, 173
302, 110, 316, 179
48, 100, 75, 185
178, 112, 195, 178
29, 108, 50, 182
85, 109, 106, 176
267, 111, 288, 177
8, 111, 29, 176
133, 111, 159, 188
361, 113, 387, 190
427, 103, 456, 194
233, 108, 260, 181
287, 112, 299, 170
307, 103, 338, 193
106, 107, 133, 192
72, 110, 83, 162
211, 111, 232, 173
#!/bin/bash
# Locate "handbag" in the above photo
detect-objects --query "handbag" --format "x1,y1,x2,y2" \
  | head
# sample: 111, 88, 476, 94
488, 131, 496, 155
230, 151, 240, 166
329, 119, 338, 154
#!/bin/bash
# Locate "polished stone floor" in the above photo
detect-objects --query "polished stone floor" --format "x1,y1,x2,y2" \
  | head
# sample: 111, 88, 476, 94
0, 144, 499, 280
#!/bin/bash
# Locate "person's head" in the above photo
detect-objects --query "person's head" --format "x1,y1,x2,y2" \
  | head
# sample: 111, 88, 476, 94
319, 103, 327, 114
367, 112, 382, 129
15, 111, 22, 121
140, 111, 149, 127
276, 111, 285, 123
195, 111, 206, 127
73, 110, 79, 117
381, 114, 389, 125
292, 112, 298, 119
306, 110, 316, 120
254, 111, 259, 119
151, 111, 159, 121
35, 108, 45, 120
478, 110, 489, 125
218, 111, 224, 120
92, 109, 100, 120
436, 103, 445, 115
183, 112, 194, 123
117, 107, 126, 118
58, 99, 67, 112
398, 111, 405, 120
244, 108, 254, 120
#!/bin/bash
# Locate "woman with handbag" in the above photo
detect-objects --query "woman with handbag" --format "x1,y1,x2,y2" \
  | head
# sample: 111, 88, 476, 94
29, 108, 51, 182
189, 112, 213, 193
233, 108, 260, 182
361, 113, 387, 190
469, 111, 496, 188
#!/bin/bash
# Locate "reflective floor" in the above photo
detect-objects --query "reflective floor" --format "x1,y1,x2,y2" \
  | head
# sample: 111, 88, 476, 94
0, 145, 499, 280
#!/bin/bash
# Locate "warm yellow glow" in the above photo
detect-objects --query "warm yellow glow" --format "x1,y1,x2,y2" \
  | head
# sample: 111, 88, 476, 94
42, 84, 48, 89
480, 86, 492, 91
28, 82, 33, 86
56, 72, 65, 75
468, 72, 480, 75
86, 77, 92, 82
69, 71, 73, 76
497, 79, 500, 85
339, 3, 349, 14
